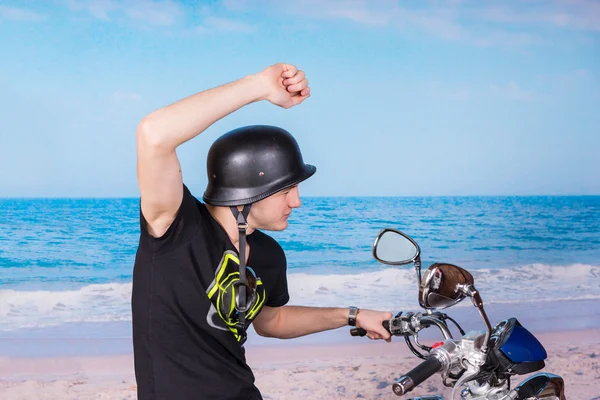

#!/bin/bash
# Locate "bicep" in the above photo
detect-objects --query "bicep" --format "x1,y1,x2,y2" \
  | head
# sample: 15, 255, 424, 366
252, 305, 282, 337
136, 123, 183, 237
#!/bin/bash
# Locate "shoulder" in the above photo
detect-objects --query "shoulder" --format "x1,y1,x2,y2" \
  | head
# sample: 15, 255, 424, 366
251, 230, 282, 249
180, 184, 206, 221
138, 183, 206, 251
251, 231, 285, 259
183, 183, 202, 207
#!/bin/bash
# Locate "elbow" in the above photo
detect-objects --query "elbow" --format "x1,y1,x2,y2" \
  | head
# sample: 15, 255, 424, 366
254, 323, 294, 340
254, 325, 274, 338
136, 115, 171, 150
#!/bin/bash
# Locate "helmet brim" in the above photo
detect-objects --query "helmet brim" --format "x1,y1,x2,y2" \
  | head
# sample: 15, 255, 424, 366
203, 164, 316, 207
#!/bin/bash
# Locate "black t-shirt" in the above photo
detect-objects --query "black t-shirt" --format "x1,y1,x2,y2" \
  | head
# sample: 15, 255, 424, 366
132, 184, 289, 400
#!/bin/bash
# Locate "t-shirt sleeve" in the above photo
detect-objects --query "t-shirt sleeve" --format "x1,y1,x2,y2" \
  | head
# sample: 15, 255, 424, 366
265, 242, 290, 308
139, 184, 202, 254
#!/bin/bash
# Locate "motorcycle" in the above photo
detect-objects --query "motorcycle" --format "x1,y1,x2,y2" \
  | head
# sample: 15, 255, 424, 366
350, 228, 567, 400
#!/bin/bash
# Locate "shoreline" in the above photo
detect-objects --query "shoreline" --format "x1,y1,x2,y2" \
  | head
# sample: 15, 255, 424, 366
1, 329, 599, 399
2, 299, 600, 398
3, 297, 599, 358
3, 329, 598, 373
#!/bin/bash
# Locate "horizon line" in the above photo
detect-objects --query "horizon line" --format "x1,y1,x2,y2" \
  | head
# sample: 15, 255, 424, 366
1, 194, 599, 200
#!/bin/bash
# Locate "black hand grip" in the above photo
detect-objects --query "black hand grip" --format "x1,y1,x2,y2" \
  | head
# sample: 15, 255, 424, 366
406, 356, 442, 387
350, 320, 392, 337
392, 356, 442, 396
350, 328, 367, 336
383, 320, 390, 332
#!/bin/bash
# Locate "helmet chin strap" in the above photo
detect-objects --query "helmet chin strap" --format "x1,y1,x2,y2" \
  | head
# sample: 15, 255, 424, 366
230, 204, 252, 331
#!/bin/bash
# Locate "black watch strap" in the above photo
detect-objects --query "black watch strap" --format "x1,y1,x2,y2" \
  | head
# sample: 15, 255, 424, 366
348, 306, 359, 326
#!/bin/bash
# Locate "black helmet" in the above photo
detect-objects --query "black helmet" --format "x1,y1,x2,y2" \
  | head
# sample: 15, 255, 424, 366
203, 125, 316, 206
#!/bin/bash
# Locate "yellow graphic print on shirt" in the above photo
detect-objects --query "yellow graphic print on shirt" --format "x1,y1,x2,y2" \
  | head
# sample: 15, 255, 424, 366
205, 250, 266, 342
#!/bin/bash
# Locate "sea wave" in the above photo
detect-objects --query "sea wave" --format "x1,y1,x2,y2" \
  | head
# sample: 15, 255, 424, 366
286, 263, 600, 309
1, 263, 598, 332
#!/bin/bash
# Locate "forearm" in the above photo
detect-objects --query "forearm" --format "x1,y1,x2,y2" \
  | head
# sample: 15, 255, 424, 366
139, 73, 267, 150
263, 306, 349, 339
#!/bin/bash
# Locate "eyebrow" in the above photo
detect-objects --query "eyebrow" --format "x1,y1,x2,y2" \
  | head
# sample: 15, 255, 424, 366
282, 185, 298, 193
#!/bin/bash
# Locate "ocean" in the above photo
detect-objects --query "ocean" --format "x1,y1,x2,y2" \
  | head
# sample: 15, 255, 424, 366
1, 195, 599, 345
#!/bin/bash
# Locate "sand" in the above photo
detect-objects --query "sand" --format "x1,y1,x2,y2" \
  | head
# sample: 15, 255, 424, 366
1, 329, 599, 399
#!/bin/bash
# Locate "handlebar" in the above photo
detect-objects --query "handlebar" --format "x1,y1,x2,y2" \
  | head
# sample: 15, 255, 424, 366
419, 315, 453, 339
392, 355, 443, 396
350, 312, 454, 339
350, 320, 390, 337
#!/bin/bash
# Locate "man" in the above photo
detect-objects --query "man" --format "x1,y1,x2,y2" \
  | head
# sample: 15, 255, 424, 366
132, 63, 393, 399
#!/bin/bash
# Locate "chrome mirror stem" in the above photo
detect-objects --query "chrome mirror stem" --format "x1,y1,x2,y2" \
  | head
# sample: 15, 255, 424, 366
458, 284, 492, 354
414, 257, 422, 288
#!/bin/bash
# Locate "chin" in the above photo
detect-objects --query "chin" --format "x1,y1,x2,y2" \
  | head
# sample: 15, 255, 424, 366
266, 221, 288, 231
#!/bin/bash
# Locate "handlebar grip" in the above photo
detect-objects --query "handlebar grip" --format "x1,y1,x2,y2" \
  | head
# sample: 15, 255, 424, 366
383, 320, 390, 332
350, 320, 392, 337
392, 356, 443, 396
350, 328, 366, 336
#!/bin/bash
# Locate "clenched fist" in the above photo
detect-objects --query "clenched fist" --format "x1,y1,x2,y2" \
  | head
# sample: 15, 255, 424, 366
257, 63, 311, 109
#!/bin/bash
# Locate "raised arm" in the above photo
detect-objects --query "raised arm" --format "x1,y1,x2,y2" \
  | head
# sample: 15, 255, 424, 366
136, 63, 310, 237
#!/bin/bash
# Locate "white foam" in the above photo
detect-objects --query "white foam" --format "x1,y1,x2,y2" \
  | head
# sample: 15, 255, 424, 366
1, 263, 599, 332
288, 263, 600, 310
287, 268, 420, 310
0, 283, 132, 331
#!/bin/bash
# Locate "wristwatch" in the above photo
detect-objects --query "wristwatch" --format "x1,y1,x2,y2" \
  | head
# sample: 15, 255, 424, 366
348, 306, 359, 326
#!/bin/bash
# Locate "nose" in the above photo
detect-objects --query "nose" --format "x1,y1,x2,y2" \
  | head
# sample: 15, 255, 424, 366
288, 186, 302, 208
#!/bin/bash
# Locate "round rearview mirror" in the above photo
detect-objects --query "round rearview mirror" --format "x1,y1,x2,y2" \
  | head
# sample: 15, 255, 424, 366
373, 228, 420, 266
419, 263, 474, 310
514, 373, 566, 400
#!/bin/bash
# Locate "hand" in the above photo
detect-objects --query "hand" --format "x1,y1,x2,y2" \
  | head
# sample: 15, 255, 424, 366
257, 63, 310, 109
356, 309, 393, 342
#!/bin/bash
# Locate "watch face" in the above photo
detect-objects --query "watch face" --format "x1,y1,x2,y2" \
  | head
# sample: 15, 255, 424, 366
349, 307, 358, 326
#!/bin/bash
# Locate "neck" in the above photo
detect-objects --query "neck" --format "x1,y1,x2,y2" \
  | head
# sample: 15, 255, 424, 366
205, 204, 255, 249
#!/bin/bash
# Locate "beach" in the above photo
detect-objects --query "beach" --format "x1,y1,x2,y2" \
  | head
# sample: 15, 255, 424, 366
2, 196, 599, 398
2, 298, 600, 399
1, 329, 599, 399
3, 0, 600, 397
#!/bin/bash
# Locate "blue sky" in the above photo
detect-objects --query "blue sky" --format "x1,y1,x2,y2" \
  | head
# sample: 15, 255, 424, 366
1, 0, 598, 197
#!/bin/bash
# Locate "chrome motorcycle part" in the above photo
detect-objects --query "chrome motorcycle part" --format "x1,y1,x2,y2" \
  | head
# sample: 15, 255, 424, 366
419, 263, 474, 310
512, 373, 566, 400
372, 228, 423, 287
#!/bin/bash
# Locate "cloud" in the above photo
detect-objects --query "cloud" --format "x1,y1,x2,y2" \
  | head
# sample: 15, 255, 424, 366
126, 2, 182, 26
472, 30, 543, 48
113, 90, 141, 103
221, 0, 249, 12
197, 17, 255, 34
476, 0, 600, 32
0, 6, 46, 22
218, 0, 599, 47
52, 0, 599, 44
490, 81, 535, 101
537, 69, 596, 92
274, 0, 397, 27
268, 2, 483, 43
424, 81, 471, 101
540, 68, 591, 81
221, 1, 473, 42
64, 0, 183, 26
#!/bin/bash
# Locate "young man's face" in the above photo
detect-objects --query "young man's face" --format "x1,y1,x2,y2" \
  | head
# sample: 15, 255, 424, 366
248, 185, 302, 231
